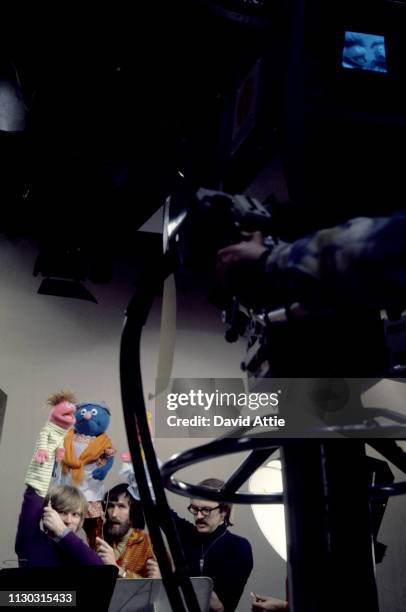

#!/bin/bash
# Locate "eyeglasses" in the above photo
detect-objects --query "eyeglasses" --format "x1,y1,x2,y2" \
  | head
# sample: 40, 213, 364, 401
187, 504, 221, 517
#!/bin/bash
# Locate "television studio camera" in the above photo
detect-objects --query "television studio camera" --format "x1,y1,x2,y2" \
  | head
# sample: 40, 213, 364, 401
155, 179, 406, 609
118, 3, 406, 611
165, 182, 406, 384
116, 175, 406, 612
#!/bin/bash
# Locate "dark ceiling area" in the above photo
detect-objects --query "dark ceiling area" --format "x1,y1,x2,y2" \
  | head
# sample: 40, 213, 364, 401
2, 0, 406, 291
0, 2, 287, 254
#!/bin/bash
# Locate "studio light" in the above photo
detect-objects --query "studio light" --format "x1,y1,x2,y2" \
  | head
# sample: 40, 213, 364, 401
33, 244, 98, 303
37, 278, 97, 303
249, 459, 287, 560
249, 455, 393, 565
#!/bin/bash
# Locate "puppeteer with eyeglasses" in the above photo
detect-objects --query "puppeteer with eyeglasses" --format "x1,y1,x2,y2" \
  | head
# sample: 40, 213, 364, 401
171, 479, 253, 612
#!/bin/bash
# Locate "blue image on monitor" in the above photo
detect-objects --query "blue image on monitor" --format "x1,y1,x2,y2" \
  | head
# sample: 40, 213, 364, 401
342, 31, 387, 73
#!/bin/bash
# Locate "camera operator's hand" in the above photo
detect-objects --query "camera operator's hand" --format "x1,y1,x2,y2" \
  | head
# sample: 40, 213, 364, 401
216, 231, 268, 283
251, 592, 288, 610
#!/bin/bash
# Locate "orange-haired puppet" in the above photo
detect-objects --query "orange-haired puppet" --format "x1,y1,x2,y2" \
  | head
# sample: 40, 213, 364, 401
25, 391, 76, 497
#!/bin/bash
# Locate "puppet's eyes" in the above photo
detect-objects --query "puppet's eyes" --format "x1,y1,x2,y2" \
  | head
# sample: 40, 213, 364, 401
80, 408, 87, 416
91, 408, 98, 416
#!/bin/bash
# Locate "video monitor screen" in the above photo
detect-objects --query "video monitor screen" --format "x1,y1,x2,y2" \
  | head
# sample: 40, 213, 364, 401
342, 31, 387, 73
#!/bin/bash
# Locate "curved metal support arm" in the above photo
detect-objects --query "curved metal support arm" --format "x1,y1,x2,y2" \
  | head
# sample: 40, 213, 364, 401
161, 431, 406, 507
161, 435, 283, 503
370, 481, 406, 499
120, 249, 200, 612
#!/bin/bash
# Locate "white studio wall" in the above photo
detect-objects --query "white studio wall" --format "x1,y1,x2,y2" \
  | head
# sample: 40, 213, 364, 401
0, 235, 287, 611
1, 234, 406, 611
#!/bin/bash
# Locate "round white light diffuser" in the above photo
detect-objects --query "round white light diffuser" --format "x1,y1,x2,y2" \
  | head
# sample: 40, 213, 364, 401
249, 459, 287, 561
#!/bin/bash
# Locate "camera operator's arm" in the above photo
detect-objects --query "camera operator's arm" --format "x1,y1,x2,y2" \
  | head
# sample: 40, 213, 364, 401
217, 231, 268, 278
217, 212, 406, 309
217, 232, 276, 307
251, 593, 288, 610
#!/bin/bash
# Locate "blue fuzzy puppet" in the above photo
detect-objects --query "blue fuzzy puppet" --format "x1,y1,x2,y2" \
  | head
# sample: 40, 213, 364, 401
60, 401, 115, 546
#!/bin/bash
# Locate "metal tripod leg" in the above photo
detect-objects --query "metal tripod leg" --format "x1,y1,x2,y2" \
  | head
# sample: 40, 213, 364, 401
282, 440, 379, 612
